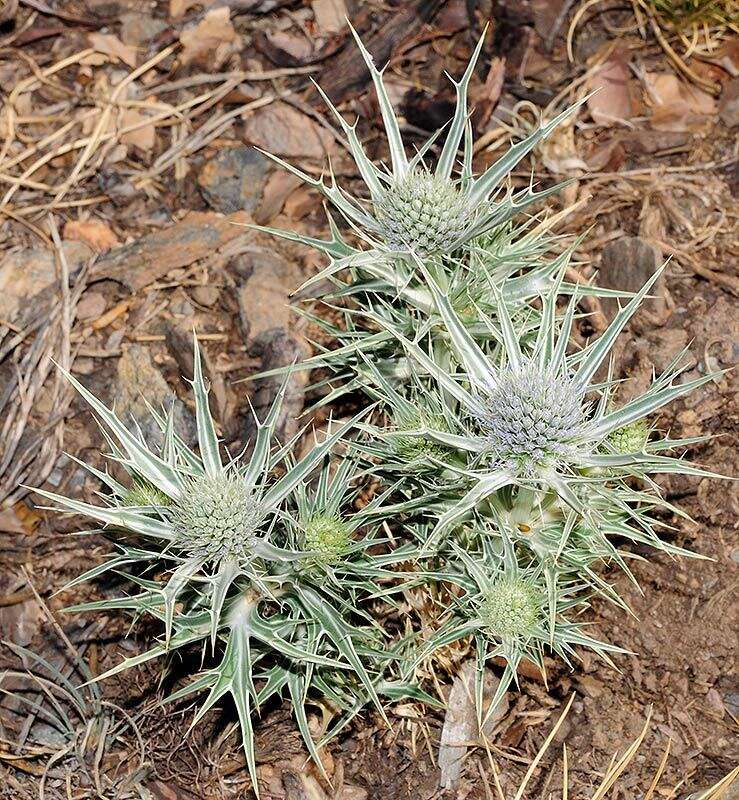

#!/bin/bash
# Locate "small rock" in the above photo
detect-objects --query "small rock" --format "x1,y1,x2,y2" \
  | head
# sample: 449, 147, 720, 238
71, 357, 97, 375
119, 12, 168, 46
76, 290, 107, 321
198, 147, 271, 214
576, 674, 605, 698
246, 330, 307, 446
191, 285, 220, 307
718, 77, 739, 127
0, 241, 92, 323
230, 248, 287, 281
116, 345, 196, 449
95, 210, 251, 292
312, 0, 347, 35
237, 252, 302, 342
243, 102, 335, 160
64, 219, 120, 251
598, 236, 671, 327
170, 297, 195, 317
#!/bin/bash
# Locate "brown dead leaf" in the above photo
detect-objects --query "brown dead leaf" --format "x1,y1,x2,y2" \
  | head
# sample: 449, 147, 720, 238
88, 32, 138, 69
587, 49, 634, 126
243, 102, 335, 159
644, 72, 716, 132
64, 219, 120, 252
312, 0, 347, 34
120, 107, 156, 151
180, 8, 241, 70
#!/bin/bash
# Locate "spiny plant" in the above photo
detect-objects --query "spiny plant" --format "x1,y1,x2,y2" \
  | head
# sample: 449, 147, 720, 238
40, 25, 724, 790
247, 24, 626, 402
357, 265, 718, 619
254, 28, 721, 726
36, 339, 421, 793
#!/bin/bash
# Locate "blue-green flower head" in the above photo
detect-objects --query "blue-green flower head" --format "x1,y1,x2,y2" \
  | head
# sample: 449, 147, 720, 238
478, 577, 540, 639
478, 359, 587, 474
374, 170, 474, 256
304, 514, 351, 564
169, 472, 262, 561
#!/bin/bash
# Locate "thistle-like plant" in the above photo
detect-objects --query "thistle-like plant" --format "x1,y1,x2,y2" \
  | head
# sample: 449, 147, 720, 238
247, 27, 616, 397
404, 532, 624, 724
372, 267, 717, 548
36, 339, 418, 793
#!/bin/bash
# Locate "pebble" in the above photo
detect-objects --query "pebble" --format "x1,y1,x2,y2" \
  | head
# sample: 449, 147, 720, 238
191, 285, 220, 307
197, 147, 271, 213
75, 290, 107, 321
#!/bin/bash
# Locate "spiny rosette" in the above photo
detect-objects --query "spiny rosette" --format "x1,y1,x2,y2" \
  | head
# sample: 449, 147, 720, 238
374, 170, 473, 256
168, 471, 262, 561
478, 577, 541, 639
478, 360, 587, 474
606, 420, 650, 454
303, 514, 351, 564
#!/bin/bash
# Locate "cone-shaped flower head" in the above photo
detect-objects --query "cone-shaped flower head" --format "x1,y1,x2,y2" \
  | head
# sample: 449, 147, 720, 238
374, 170, 473, 256
479, 577, 540, 639
383, 266, 717, 558
478, 360, 586, 474
170, 472, 262, 561
392, 406, 450, 462
304, 513, 351, 564
607, 420, 650, 454
261, 26, 588, 265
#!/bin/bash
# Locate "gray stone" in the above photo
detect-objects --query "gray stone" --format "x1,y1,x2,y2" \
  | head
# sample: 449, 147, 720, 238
236, 251, 301, 343
718, 77, 739, 128
598, 236, 671, 327
0, 241, 92, 323
115, 345, 196, 449
197, 147, 271, 214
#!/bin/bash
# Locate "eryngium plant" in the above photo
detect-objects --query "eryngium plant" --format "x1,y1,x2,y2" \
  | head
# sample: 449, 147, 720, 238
248, 27, 615, 397
356, 264, 719, 643
36, 340, 418, 793
260, 26, 583, 263
405, 533, 624, 724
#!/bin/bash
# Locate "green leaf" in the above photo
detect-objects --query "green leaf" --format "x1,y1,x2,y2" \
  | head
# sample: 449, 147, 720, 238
191, 335, 221, 478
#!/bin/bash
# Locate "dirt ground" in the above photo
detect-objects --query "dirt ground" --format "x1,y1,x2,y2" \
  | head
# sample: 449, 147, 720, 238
0, 1, 737, 798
